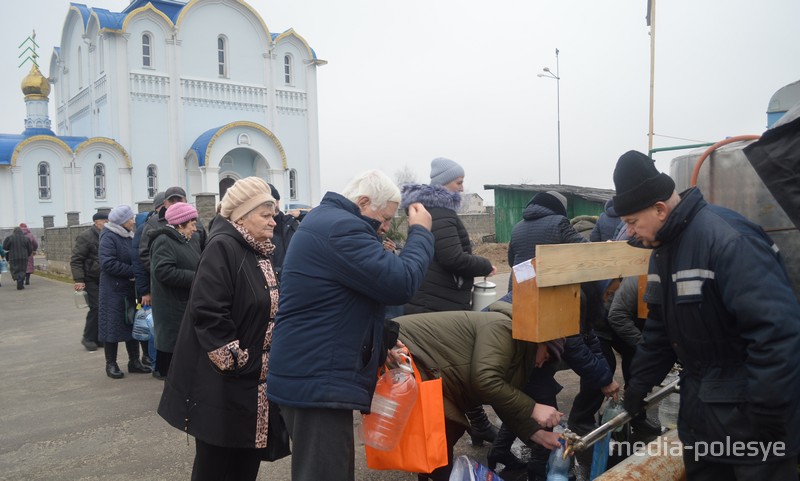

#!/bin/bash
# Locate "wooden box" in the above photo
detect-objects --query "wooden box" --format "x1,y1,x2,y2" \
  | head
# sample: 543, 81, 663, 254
511, 259, 580, 342
510, 242, 651, 343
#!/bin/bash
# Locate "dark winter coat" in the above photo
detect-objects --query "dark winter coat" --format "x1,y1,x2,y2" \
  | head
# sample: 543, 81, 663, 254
20, 227, 38, 274
98, 223, 136, 343
70, 225, 102, 282
148, 227, 201, 352
132, 211, 155, 297
507, 199, 587, 290
3, 228, 32, 281
267, 192, 434, 412
396, 303, 542, 442
158, 217, 278, 449
270, 210, 300, 280
139, 206, 206, 273
630, 187, 800, 462
589, 200, 620, 242
400, 184, 493, 313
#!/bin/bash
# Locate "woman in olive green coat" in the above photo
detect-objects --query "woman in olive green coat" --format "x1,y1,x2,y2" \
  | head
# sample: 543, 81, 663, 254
395, 301, 563, 481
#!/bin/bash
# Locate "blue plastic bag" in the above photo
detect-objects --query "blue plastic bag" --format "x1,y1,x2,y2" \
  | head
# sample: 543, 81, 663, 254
0, 259, 8, 273
132, 306, 152, 341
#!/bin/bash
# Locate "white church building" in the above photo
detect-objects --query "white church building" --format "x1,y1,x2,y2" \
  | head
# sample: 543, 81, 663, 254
0, 0, 324, 228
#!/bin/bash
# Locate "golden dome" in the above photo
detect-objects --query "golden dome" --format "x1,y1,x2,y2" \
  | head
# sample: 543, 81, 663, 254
21, 63, 51, 98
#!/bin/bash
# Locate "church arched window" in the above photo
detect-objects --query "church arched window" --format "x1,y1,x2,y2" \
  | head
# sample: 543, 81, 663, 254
289, 169, 298, 200
218, 36, 228, 77
147, 164, 158, 198
38, 162, 51, 200
94, 163, 106, 199
77, 46, 83, 88
284, 54, 293, 85
142, 33, 152, 68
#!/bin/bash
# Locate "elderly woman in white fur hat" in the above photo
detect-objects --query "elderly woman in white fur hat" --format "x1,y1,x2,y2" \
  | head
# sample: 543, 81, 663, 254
158, 177, 284, 481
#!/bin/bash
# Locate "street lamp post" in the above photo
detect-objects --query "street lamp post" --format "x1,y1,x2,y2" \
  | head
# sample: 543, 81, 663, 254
538, 48, 561, 184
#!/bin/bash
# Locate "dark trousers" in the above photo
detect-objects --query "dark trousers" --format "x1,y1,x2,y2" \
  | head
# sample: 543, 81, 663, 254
280, 405, 355, 481
568, 335, 635, 434
683, 451, 797, 481
191, 437, 262, 481
81, 279, 100, 342
103, 340, 140, 364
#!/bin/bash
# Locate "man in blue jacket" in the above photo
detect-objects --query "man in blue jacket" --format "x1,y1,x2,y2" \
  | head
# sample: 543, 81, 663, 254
614, 150, 800, 480
267, 170, 434, 481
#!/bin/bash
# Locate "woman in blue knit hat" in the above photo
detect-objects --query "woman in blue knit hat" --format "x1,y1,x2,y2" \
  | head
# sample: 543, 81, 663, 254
98, 205, 152, 379
400, 157, 498, 465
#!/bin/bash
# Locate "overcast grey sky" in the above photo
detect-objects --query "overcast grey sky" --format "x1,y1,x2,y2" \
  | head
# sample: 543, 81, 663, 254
2, 0, 799, 204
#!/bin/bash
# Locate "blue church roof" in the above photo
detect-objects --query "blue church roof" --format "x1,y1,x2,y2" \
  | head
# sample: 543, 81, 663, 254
70, 3, 91, 28
122, 0, 186, 23
92, 8, 127, 30
0, 131, 88, 166
190, 126, 224, 167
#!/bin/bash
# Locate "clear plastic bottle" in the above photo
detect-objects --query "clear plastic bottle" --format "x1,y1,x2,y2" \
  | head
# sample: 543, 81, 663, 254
361, 358, 418, 451
658, 366, 681, 430
546, 426, 570, 481
74, 290, 89, 309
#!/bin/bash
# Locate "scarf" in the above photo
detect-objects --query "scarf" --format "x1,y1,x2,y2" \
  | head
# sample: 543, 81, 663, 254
104, 221, 134, 238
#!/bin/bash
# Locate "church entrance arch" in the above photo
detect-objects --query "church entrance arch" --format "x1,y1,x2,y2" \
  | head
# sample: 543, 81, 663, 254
219, 176, 236, 200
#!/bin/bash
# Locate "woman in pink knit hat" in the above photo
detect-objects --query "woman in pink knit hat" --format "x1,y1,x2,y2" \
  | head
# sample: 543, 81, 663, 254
147, 202, 201, 379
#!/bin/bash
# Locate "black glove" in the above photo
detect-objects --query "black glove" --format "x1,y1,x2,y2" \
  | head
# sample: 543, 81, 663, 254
623, 386, 647, 415
747, 406, 787, 442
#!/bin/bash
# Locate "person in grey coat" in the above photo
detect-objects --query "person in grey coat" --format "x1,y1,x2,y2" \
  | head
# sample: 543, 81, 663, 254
99, 205, 152, 379
3, 227, 32, 290
148, 202, 201, 379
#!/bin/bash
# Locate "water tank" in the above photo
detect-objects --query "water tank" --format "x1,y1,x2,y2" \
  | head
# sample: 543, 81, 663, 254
670, 141, 800, 298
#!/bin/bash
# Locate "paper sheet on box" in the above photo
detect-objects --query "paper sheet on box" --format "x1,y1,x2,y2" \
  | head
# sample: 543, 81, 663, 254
513, 260, 536, 283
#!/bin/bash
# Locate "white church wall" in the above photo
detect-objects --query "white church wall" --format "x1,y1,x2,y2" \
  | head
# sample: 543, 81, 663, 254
129, 100, 171, 198
125, 12, 171, 75
178, 1, 268, 85
19, 144, 70, 227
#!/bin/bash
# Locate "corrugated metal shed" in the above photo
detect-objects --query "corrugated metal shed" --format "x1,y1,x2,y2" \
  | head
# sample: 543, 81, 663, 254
485, 184, 615, 242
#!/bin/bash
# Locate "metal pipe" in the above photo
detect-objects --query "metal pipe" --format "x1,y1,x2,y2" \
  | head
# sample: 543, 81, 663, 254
568, 379, 679, 452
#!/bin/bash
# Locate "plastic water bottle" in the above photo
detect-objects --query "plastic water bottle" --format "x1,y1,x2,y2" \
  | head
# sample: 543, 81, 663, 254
361, 356, 418, 451
658, 366, 681, 430
73, 290, 89, 309
600, 398, 626, 432
546, 426, 569, 481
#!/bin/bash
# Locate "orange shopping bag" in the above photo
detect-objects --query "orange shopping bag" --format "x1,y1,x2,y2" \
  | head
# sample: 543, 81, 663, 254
365, 358, 448, 473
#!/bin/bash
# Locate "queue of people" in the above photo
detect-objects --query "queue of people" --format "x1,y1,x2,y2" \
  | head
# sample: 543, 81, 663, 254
55, 152, 799, 481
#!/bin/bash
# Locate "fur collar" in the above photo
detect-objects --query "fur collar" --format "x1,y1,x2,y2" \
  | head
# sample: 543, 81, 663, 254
104, 222, 134, 238
400, 183, 462, 211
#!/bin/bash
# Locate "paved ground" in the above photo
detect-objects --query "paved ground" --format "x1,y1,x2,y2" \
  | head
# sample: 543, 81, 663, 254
0, 272, 629, 481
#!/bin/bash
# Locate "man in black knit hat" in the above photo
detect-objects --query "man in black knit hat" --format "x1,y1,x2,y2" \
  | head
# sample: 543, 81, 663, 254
614, 150, 800, 480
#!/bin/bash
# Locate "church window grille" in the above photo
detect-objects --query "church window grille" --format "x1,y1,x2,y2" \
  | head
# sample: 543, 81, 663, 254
38, 162, 51, 200
94, 163, 106, 199
218, 36, 227, 77
142, 34, 152, 68
284, 55, 293, 85
147, 164, 158, 198
289, 169, 298, 200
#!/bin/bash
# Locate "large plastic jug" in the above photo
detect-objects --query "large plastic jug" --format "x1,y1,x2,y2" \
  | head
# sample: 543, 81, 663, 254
361, 360, 418, 450
546, 426, 569, 481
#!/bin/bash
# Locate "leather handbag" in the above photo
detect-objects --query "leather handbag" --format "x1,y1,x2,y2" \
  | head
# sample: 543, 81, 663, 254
365, 358, 448, 473
262, 401, 291, 461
